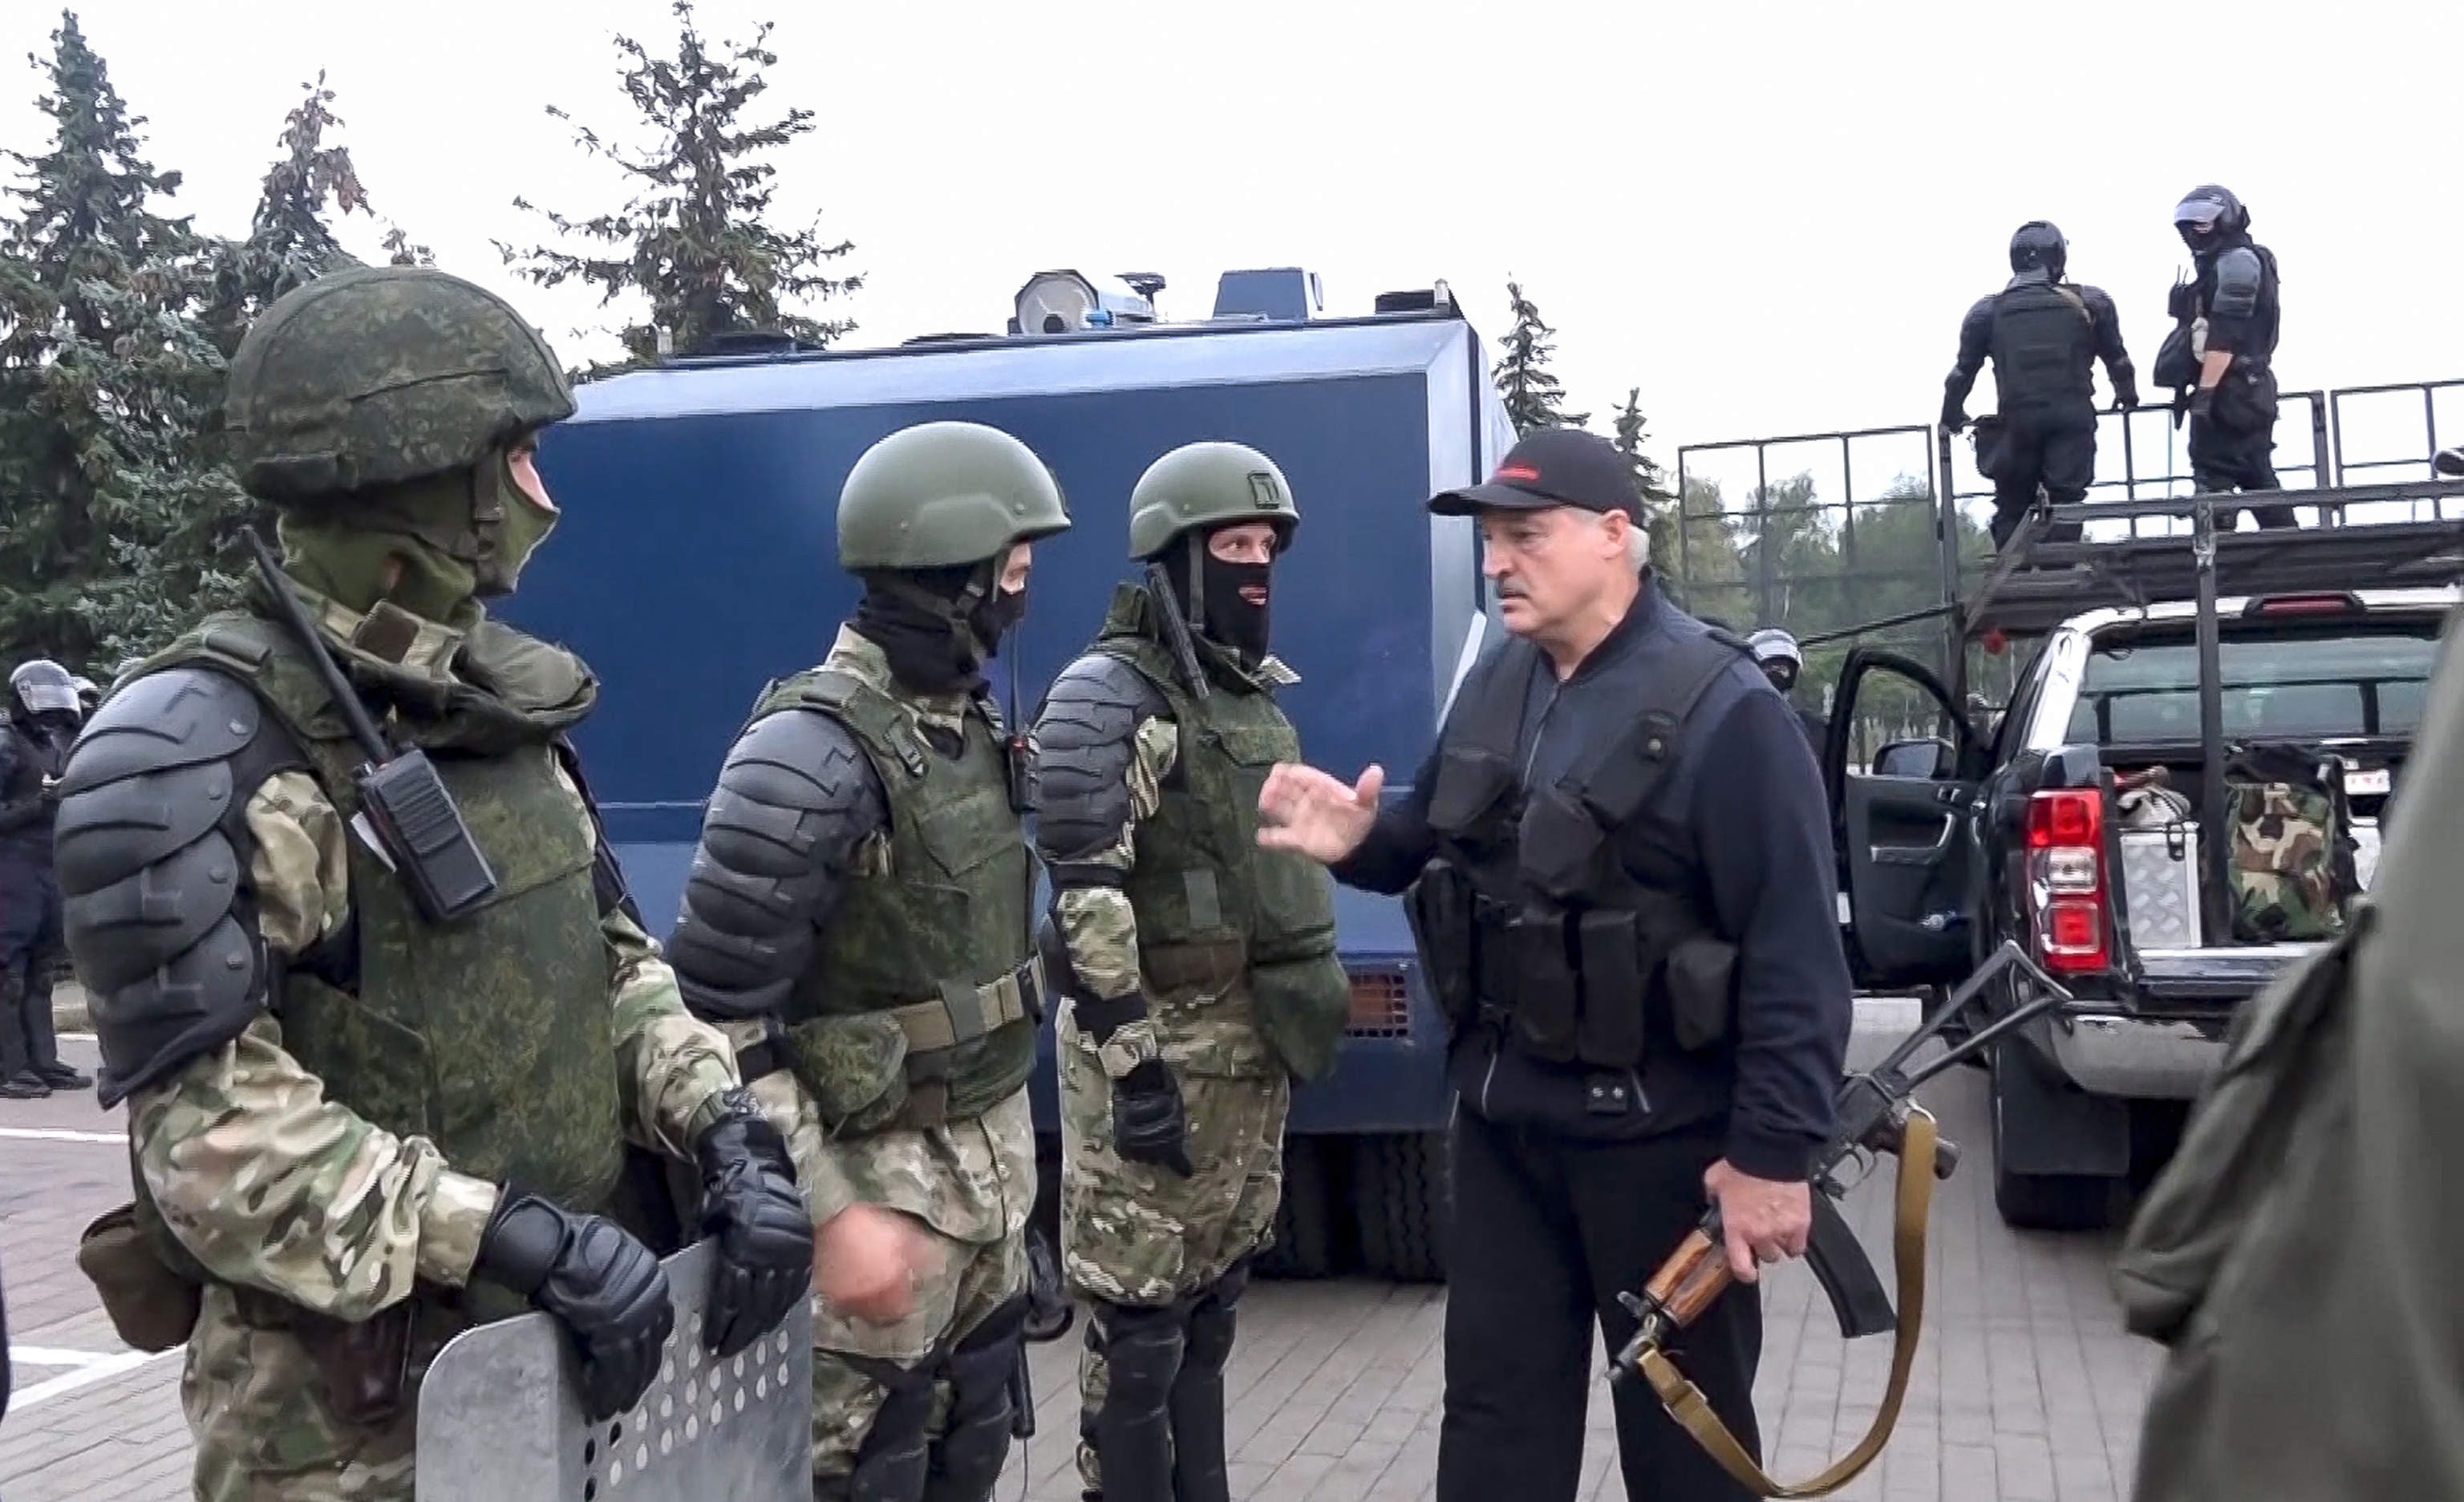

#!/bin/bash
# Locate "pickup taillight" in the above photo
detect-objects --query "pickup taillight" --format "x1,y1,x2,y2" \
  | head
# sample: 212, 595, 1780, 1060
2025, 787, 2110, 974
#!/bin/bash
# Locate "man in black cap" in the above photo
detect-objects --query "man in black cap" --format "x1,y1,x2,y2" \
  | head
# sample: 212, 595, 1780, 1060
1256, 427, 1854, 1501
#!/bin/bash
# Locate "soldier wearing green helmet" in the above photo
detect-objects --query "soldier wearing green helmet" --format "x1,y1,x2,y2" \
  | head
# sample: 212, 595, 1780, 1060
1030, 440, 1349, 1502
53, 265, 814, 1500
666, 419, 1071, 1501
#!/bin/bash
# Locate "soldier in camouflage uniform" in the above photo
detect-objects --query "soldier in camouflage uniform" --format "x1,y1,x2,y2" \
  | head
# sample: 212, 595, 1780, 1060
53, 265, 814, 1502
1031, 443, 1352, 1502
665, 420, 1070, 1502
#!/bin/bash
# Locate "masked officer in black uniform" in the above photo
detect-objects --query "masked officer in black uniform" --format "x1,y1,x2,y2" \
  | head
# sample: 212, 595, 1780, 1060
0, 661, 91, 1099
1745, 629, 1828, 760
2162, 184, 2296, 530
1943, 221, 2138, 549
1257, 427, 1854, 1502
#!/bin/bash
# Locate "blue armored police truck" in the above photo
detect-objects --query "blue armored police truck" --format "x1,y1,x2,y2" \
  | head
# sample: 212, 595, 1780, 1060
511, 268, 1518, 1281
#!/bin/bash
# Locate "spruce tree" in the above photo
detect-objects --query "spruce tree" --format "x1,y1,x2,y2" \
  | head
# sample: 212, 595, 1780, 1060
198, 73, 379, 357
0, 10, 241, 670
1610, 387, 1677, 565
501, 1, 862, 371
1492, 279, 1587, 436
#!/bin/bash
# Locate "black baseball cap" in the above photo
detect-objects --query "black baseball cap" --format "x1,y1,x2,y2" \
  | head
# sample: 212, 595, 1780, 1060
1428, 427, 1642, 520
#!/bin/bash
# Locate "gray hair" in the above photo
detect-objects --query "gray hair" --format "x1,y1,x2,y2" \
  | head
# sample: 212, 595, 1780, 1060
1592, 509, 1651, 572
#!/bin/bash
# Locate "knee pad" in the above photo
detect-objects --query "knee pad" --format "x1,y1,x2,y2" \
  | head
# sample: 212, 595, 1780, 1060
925, 1294, 1031, 1500
1091, 1302, 1185, 1408
845, 1355, 934, 1502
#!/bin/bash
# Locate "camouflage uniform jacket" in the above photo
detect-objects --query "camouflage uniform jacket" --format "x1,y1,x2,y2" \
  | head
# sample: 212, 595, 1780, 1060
688, 626, 1035, 1249
1041, 608, 1303, 1082
126, 585, 741, 1322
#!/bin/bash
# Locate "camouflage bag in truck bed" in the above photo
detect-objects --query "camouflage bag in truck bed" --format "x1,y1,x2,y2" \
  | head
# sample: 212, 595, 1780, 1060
2223, 743, 2361, 942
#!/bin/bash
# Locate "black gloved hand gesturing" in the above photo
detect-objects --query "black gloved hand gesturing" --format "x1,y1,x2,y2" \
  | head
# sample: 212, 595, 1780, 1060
693, 1089, 813, 1358
1112, 1059, 1194, 1179
474, 1189, 675, 1423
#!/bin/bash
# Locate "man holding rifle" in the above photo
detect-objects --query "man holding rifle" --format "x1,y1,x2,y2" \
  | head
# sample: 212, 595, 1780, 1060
1255, 427, 1854, 1502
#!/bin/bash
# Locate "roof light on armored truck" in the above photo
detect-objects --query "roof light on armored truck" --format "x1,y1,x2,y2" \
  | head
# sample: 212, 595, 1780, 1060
1011, 270, 1158, 335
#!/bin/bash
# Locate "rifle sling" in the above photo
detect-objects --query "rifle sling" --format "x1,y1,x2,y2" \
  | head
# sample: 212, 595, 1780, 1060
1636, 1107, 1940, 1499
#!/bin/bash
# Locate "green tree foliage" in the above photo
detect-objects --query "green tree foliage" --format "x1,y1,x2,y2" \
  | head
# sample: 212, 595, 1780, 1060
1492, 279, 1587, 436
1609, 387, 1677, 561
197, 73, 379, 357
0, 10, 242, 671
501, 0, 862, 372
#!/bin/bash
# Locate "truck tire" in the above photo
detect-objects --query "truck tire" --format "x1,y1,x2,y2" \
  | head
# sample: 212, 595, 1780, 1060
1988, 1049, 2127, 1233
1255, 1136, 1338, 1280
1352, 1132, 1449, 1283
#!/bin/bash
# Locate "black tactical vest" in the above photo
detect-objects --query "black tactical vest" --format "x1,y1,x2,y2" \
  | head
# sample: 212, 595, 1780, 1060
1403, 627, 1750, 1070
1989, 278, 2096, 411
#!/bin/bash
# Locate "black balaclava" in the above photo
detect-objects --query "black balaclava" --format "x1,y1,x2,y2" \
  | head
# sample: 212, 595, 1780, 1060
852, 557, 1023, 696
1161, 527, 1275, 662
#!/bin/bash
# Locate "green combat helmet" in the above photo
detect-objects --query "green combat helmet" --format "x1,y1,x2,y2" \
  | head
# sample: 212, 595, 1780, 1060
225, 265, 576, 507
1127, 440, 1301, 560
837, 420, 1072, 571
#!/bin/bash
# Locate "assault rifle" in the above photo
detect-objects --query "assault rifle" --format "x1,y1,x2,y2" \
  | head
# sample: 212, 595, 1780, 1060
1607, 941, 2075, 1496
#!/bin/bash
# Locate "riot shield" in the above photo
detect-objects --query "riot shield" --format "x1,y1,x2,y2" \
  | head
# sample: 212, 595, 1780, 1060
416, 1239, 812, 1499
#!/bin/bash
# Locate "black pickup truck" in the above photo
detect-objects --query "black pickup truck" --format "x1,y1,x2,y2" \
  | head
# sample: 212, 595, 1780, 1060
1820, 480, 2464, 1230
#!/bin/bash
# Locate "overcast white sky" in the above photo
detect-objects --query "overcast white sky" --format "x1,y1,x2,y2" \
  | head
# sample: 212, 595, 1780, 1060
9, 0, 2462, 479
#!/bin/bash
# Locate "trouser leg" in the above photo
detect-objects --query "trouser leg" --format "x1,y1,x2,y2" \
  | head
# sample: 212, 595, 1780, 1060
1435, 1108, 1593, 1502
2038, 416, 2097, 547
1569, 1129, 1764, 1502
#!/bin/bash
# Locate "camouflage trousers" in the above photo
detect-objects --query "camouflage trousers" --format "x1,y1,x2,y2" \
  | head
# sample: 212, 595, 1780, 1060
808, 1213, 1025, 1488
1057, 1037, 1289, 1495
181, 1284, 416, 1502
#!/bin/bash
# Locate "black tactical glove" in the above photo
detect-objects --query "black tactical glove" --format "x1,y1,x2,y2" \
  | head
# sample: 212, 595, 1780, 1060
2188, 385, 2216, 421
1939, 402, 1968, 435
2114, 380, 2142, 413
691, 1089, 813, 1359
474, 1190, 675, 1423
1112, 1059, 1194, 1179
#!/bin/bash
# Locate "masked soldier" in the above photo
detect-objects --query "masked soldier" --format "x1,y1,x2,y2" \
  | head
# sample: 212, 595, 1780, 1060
2161, 184, 2296, 531
53, 265, 812, 1501
665, 420, 1071, 1502
1031, 443, 1350, 1502
0, 661, 89, 1099
1744, 629, 1827, 762
1943, 221, 2138, 549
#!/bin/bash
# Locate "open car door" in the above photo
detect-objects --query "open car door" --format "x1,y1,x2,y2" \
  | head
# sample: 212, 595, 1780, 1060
1824, 648, 1986, 990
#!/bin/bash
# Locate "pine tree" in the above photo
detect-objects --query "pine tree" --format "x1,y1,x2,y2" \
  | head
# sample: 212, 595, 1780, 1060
1492, 279, 1587, 436
197, 72, 378, 356
0, 10, 242, 671
500, 0, 862, 372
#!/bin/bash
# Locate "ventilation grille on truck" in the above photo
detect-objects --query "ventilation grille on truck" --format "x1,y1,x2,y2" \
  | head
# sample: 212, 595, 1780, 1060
1343, 967, 1412, 1039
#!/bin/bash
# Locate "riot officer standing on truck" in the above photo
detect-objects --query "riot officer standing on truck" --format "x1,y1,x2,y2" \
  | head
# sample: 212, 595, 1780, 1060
1256, 427, 1854, 1502
1942, 221, 2139, 549
666, 420, 1071, 1502
1032, 442, 1352, 1502
51, 265, 813, 1499
2161, 184, 2297, 530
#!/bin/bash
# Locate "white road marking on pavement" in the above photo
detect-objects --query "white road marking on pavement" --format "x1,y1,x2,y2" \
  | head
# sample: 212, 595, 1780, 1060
7, 1348, 176, 1411
0, 1126, 122, 1144
59, 1032, 95, 1043
12, 1346, 119, 1367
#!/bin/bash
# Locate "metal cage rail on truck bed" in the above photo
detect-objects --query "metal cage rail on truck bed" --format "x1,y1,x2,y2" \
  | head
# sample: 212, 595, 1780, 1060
1668, 378, 2464, 703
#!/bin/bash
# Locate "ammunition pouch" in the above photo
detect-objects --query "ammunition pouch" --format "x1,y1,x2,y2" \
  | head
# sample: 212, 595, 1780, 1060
784, 953, 1044, 1133
1664, 934, 1740, 1052
75, 1202, 203, 1354
1970, 415, 2008, 483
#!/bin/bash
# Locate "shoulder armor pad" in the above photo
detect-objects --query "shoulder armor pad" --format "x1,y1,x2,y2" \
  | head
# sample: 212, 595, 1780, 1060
1033, 654, 1165, 869
667, 706, 886, 1022
54, 667, 292, 1107
2213, 247, 2265, 317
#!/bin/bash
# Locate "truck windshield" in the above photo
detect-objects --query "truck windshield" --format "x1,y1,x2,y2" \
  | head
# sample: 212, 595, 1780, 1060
2064, 617, 2444, 744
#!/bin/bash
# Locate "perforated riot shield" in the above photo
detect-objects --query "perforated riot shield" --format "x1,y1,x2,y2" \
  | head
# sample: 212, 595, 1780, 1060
416, 1239, 812, 1500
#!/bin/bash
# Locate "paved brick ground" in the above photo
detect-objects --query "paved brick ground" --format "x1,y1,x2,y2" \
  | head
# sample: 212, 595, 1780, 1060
1, 1016, 2162, 1500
